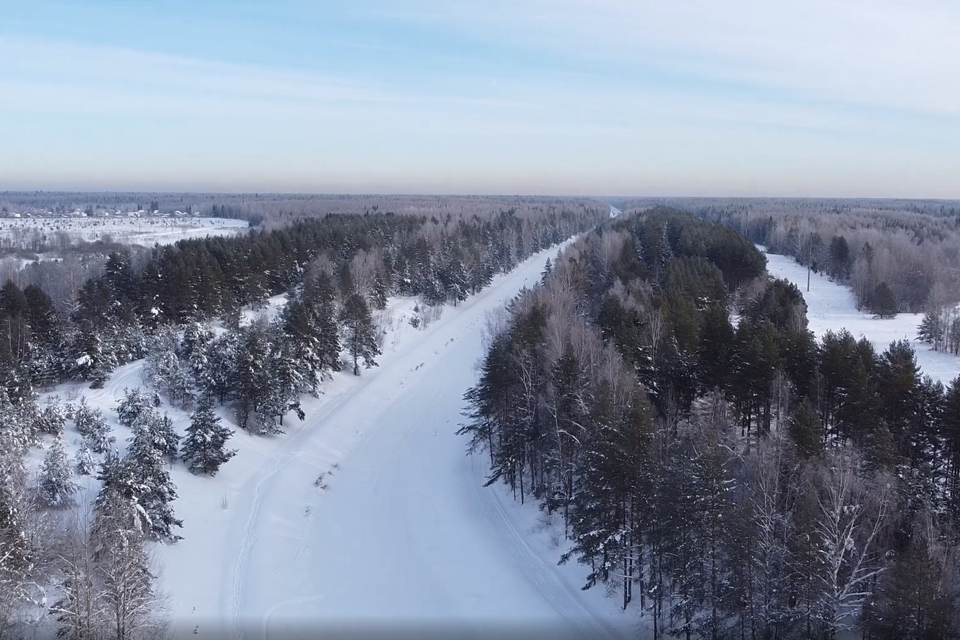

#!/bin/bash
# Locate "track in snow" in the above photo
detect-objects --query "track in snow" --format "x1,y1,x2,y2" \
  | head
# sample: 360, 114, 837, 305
216, 242, 623, 640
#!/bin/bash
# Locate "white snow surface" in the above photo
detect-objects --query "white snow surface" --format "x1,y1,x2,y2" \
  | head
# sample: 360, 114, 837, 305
0, 216, 248, 252
34, 240, 635, 639
762, 248, 959, 384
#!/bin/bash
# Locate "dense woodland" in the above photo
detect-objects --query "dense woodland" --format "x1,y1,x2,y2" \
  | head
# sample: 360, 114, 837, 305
0, 200, 606, 638
621, 198, 960, 320
462, 207, 960, 638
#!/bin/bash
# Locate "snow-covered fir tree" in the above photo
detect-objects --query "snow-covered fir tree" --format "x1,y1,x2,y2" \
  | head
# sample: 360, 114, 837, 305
73, 398, 116, 455
144, 329, 193, 409
35, 399, 66, 435
154, 413, 180, 463
200, 331, 239, 405
74, 441, 97, 476
38, 434, 77, 508
181, 392, 236, 476
312, 270, 342, 376
116, 387, 156, 429
125, 418, 183, 542
0, 424, 31, 596
279, 293, 324, 394
69, 320, 118, 389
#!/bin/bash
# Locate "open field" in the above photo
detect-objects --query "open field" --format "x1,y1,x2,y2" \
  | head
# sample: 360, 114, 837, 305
762, 247, 960, 384
0, 215, 248, 252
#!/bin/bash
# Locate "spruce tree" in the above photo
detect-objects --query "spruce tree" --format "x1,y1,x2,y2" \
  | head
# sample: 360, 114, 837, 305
74, 441, 97, 476
74, 399, 115, 455
788, 397, 823, 459
126, 419, 183, 542
870, 282, 898, 318
116, 387, 155, 429
38, 434, 77, 508
340, 293, 381, 376
311, 271, 342, 376
181, 393, 236, 476
35, 401, 66, 435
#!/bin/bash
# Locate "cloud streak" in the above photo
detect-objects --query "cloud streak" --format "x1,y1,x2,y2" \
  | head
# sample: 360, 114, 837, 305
0, 1, 958, 196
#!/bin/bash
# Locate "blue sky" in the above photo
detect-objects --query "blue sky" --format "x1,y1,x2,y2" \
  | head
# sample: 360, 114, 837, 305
2, 0, 958, 196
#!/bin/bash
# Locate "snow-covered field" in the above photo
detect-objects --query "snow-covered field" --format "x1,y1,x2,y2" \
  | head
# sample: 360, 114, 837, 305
0, 216, 248, 249
762, 248, 959, 384
32, 239, 636, 640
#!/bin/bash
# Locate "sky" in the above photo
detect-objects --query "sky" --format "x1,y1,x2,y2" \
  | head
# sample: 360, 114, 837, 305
1, 0, 958, 197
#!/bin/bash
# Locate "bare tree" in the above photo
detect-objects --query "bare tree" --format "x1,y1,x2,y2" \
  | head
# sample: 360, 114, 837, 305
813, 449, 893, 636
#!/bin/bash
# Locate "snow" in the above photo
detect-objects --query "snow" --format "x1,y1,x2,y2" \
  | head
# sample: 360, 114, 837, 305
0, 216, 247, 252
761, 248, 959, 384
34, 239, 636, 639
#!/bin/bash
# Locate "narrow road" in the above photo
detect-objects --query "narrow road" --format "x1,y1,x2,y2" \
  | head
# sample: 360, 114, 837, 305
219, 242, 621, 639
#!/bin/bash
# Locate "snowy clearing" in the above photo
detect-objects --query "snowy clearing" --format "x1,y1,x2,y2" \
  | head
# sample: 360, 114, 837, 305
762, 248, 959, 384
34, 238, 635, 640
0, 216, 248, 250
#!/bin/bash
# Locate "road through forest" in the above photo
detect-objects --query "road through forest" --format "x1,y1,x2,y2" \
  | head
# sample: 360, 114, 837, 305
218, 241, 622, 640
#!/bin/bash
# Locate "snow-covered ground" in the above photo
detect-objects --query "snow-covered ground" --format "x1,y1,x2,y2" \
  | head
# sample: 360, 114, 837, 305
0, 216, 248, 250
34, 239, 636, 640
762, 248, 959, 384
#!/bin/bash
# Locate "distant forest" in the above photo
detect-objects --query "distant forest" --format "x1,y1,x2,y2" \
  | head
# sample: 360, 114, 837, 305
464, 206, 960, 638
617, 197, 960, 316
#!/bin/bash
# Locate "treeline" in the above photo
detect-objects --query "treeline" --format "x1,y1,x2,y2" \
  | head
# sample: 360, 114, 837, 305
0, 205, 604, 396
462, 207, 960, 638
668, 198, 960, 315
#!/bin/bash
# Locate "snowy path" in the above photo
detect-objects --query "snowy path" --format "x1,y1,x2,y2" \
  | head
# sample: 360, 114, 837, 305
762, 249, 960, 384
180, 244, 627, 639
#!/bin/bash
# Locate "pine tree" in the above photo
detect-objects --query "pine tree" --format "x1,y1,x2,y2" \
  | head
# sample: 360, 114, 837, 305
115, 387, 155, 429
181, 393, 236, 476
788, 396, 823, 459
74, 398, 116, 455
0, 433, 30, 573
201, 332, 238, 405
75, 442, 97, 476
125, 419, 183, 542
309, 271, 342, 376
340, 293, 381, 376
870, 282, 898, 319
917, 311, 943, 346
38, 434, 77, 508
153, 413, 180, 464
279, 295, 321, 393
35, 400, 66, 435
540, 257, 552, 283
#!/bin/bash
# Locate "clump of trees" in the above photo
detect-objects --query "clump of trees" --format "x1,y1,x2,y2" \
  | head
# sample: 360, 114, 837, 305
464, 207, 960, 638
648, 197, 960, 316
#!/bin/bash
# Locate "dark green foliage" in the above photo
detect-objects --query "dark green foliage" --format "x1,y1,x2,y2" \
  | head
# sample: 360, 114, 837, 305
696, 303, 734, 392
461, 206, 960, 638
870, 282, 898, 318
181, 393, 235, 476
788, 397, 822, 459
828, 235, 852, 281
340, 293, 380, 376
